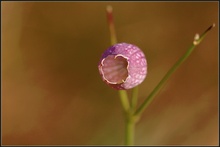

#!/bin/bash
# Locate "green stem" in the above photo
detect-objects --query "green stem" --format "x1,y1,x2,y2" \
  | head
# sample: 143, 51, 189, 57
106, 5, 130, 113
131, 86, 138, 112
134, 24, 215, 117
106, 5, 117, 45
125, 115, 135, 145
106, 5, 135, 145
119, 90, 130, 112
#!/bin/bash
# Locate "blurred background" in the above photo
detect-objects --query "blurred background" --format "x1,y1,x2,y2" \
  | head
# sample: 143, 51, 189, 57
2, 2, 218, 145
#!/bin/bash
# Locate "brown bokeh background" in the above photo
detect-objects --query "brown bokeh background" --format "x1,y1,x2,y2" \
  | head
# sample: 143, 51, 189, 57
2, 2, 218, 145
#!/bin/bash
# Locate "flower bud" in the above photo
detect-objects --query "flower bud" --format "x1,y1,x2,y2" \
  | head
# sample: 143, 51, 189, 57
98, 43, 147, 90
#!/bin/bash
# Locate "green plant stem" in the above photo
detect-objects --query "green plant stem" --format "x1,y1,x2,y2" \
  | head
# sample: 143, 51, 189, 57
134, 24, 215, 117
106, 5, 136, 145
131, 86, 138, 112
125, 114, 135, 145
106, 5, 117, 45
119, 90, 130, 112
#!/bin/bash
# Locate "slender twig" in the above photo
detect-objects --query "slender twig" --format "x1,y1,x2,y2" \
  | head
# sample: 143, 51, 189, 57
125, 115, 135, 145
131, 86, 139, 113
106, 5, 117, 45
134, 24, 215, 117
119, 90, 130, 112
106, 5, 130, 113
106, 5, 135, 145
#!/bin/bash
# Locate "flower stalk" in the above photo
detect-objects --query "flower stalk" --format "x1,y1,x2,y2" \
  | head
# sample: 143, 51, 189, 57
106, 5, 136, 145
106, 5, 117, 45
134, 23, 215, 117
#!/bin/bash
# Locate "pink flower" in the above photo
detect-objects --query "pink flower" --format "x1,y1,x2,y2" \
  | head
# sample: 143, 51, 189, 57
98, 43, 147, 90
